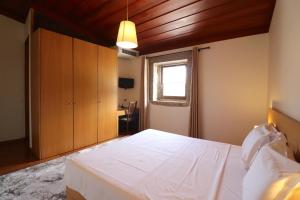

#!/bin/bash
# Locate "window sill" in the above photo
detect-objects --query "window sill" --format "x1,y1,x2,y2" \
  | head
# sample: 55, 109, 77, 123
150, 100, 189, 107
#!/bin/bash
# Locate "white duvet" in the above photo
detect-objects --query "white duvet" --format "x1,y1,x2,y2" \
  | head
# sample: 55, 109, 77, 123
65, 129, 245, 200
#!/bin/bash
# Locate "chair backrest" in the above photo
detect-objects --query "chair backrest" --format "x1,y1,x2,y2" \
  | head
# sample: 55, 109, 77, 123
126, 101, 137, 120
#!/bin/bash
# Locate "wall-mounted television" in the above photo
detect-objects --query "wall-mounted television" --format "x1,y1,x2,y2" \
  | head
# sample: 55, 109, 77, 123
118, 78, 134, 89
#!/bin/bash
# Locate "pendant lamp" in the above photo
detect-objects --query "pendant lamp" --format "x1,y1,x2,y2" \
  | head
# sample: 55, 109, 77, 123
116, 0, 138, 49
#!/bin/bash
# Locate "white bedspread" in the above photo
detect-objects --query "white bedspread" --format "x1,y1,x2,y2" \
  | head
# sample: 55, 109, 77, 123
65, 129, 245, 200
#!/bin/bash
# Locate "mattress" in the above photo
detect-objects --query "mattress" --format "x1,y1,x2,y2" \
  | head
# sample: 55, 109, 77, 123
65, 129, 246, 200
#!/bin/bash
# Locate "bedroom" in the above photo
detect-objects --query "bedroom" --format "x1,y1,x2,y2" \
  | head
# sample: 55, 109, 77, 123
0, 0, 300, 199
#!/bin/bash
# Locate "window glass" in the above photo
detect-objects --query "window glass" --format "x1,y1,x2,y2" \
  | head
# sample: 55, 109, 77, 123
162, 65, 186, 97
149, 53, 191, 106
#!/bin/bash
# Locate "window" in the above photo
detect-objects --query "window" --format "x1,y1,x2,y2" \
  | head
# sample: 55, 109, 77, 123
149, 54, 191, 106
161, 65, 186, 97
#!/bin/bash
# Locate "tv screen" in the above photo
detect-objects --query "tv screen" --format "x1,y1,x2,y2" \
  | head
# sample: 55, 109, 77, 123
118, 78, 134, 89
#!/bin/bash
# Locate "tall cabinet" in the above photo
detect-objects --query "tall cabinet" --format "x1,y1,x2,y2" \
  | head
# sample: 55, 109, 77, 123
73, 39, 98, 149
31, 28, 118, 159
31, 29, 74, 159
98, 46, 118, 142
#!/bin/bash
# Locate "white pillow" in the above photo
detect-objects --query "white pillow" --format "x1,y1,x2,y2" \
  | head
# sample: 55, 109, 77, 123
243, 146, 300, 200
266, 132, 295, 161
242, 125, 271, 169
266, 133, 287, 154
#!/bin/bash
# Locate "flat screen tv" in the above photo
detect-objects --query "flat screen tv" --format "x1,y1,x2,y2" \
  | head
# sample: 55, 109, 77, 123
118, 78, 134, 89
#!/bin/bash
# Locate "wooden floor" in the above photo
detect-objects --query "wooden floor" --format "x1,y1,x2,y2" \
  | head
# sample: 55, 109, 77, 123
0, 138, 39, 176
0, 136, 125, 176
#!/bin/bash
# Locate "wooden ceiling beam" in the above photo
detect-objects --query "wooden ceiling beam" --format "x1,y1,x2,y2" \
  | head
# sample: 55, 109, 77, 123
136, 0, 232, 31
0, 7, 24, 22
0, 0, 276, 52
52, 0, 83, 16
89, 0, 168, 30
32, 3, 110, 45
139, 26, 268, 55
83, 0, 137, 25
89, 0, 200, 36
138, 13, 269, 47
138, 1, 272, 40
99, 0, 231, 41
266, 0, 276, 31
0, 0, 30, 23
137, 0, 271, 34
101, 0, 271, 41
64, 0, 110, 20
130, 0, 200, 25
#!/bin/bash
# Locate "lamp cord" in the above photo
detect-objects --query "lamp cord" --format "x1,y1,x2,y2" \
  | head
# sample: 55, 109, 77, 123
127, 0, 129, 21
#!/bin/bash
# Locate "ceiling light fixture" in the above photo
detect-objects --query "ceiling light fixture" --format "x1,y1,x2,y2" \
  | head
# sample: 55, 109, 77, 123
116, 0, 138, 49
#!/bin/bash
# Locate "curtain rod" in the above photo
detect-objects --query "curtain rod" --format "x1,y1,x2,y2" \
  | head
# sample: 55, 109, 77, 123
145, 46, 211, 58
198, 46, 210, 52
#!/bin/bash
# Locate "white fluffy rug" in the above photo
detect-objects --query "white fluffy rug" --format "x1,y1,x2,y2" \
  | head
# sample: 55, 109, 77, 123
0, 138, 123, 200
0, 156, 68, 200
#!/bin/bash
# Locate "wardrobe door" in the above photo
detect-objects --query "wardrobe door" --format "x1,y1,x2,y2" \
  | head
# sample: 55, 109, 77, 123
73, 39, 98, 149
98, 46, 118, 142
31, 29, 41, 158
40, 29, 74, 158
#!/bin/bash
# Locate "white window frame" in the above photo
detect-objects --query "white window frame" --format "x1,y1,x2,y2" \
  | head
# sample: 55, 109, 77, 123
149, 53, 192, 107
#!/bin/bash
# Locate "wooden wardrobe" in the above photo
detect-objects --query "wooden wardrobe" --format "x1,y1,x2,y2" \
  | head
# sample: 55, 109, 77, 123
31, 28, 117, 159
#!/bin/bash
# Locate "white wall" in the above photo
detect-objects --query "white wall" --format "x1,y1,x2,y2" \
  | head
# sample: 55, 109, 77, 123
199, 34, 269, 145
145, 34, 269, 144
268, 0, 300, 121
118, 57, 141, 107
0, 15, 26, 141
149, 104, 190, 136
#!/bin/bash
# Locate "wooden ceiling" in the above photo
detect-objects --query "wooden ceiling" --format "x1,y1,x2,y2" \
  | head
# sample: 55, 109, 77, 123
1, 0, 276, 54
0, 0, 30, 22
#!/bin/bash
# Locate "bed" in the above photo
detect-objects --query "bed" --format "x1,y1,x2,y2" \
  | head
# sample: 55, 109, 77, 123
65, 129, 246, 200
65, 107, 300, 200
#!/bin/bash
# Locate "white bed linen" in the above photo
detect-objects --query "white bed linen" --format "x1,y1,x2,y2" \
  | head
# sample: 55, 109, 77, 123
217, 145, 246, 200
65, 129, 245, 200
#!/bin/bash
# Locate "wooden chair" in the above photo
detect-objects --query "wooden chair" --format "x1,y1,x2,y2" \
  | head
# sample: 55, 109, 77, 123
120, 101, 137, 134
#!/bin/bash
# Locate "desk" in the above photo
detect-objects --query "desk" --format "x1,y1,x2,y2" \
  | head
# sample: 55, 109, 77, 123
117, 109, 126, 117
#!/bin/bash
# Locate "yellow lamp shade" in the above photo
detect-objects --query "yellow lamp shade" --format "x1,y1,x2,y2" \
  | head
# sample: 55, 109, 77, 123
116, 20, 138, 49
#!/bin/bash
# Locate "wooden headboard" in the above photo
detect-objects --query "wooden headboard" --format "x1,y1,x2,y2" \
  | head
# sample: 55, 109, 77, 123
268, 108, 300, 158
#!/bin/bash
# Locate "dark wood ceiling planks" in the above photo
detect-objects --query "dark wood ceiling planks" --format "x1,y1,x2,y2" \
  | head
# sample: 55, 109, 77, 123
0, 0, 30, 22
1, 0, 276, 54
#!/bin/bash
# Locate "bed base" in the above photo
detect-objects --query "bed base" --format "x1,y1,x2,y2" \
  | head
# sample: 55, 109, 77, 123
66, 187, 87, 200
